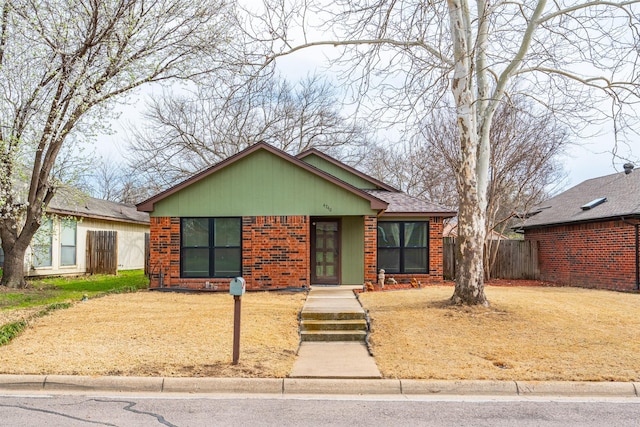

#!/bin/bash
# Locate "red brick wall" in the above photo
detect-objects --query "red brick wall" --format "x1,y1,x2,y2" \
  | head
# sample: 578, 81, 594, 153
242, 216, 309, 289
148, 214, 448, 291
364, 215, 378, 283
428, 218, 445, 282
525, 220, 639, 290
148, 217, 180, 288
148, 216, 309, 291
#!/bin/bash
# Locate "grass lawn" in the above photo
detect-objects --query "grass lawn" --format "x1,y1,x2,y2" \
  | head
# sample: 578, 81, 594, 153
0, 291, 306, 378
359, 286, 640, 381
0, 270, 149, 344
0, 270, 149, 311
1, 280, 639, 381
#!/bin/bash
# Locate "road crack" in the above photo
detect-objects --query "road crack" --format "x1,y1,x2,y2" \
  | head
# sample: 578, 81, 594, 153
90, 399, 178, 427
0, 403, 117, 426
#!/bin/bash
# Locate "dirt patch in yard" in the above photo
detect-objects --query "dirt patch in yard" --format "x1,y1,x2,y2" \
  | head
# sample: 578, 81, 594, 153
0, 291, 306, 378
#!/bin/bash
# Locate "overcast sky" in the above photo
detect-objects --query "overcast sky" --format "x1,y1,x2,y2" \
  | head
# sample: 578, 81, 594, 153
97, 1, 638, 194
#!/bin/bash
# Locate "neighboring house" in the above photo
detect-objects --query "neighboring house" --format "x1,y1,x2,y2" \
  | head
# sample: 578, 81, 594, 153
136, 142, 456, 291
14, 189, 150, 277
519, 165, 640, 291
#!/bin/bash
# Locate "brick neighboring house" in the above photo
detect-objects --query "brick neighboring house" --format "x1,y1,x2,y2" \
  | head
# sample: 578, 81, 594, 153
136, 142, 455, 291
519, 166, 640, 291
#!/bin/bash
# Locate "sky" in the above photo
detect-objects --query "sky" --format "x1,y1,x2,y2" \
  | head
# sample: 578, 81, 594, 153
96, 1, 638, 194
98, 91, 634, 196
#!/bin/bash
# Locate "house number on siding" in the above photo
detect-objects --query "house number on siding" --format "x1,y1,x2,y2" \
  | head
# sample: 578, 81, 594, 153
323, 203, 333, 212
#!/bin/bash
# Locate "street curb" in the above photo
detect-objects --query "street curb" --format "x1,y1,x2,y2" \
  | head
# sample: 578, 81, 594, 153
163, 377, 283, 394
401, 379, 518, 395
0, 375, 47, 390
0, 375, 639, 397
515, 381, 638, 397
44, 375, 164, 393
283, 378, 401, 395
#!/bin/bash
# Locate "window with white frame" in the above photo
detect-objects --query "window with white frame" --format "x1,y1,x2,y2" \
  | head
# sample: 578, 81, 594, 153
32, 218, 53, 268
60, 220, 77, 266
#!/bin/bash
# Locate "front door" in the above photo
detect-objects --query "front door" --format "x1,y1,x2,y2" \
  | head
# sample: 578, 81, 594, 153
311, 220, 340, 285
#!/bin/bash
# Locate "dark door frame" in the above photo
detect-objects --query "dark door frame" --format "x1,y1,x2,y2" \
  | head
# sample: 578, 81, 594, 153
310, 218, 341, 285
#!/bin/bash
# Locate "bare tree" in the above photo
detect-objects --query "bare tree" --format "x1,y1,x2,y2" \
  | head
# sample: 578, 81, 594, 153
255, 0, 640, 305
0, 0, 235, 287
363, 95, 568, 251
78, 158, 159, 205
126, 73, 375, 189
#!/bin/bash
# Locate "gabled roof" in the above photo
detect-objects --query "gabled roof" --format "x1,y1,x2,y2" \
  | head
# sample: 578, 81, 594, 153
520, 169, 640, 229
137, 141, 389, 212
49, 188, 149, 225
366, 190, 456, 217
297, 148, 399, 192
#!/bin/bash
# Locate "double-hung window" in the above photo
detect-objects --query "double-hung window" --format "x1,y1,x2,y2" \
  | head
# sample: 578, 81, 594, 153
181, 217, 241, 278
377, 221, 429, 274
32, 218, 53, 268
60, 220, 77, 266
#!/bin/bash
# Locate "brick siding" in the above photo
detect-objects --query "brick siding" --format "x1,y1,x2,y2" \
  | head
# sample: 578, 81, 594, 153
149, 214, 447, 291
364, 215, 377, 283
149, 216, 309, 291
525, 219, 639, 291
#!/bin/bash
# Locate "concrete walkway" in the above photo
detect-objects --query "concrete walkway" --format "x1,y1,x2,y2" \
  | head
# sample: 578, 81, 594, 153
290, 286, 382, 379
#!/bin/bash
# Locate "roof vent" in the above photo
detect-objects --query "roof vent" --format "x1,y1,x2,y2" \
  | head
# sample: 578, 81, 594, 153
623, 163, 634, 174
581, 197, 607, 210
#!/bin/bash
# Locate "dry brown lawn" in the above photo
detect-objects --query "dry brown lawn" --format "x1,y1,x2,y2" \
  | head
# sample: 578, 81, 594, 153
1, 286, 639, 381
0, 291, 305, 378
359, 286, 640, 381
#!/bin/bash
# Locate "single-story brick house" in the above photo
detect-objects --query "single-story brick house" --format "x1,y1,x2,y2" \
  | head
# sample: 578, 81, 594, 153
519, 166, 639, 291
136, 142, 456, 291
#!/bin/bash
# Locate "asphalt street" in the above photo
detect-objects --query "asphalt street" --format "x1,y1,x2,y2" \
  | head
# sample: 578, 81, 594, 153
1, 393, 639, 427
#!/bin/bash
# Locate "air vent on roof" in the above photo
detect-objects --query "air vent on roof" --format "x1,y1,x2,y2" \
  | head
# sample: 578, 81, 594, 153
581, 197, 606, 210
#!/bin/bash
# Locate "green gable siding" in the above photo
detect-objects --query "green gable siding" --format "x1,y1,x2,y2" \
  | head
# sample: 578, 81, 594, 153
301, 153, 379, 190
151, 150, 378, 217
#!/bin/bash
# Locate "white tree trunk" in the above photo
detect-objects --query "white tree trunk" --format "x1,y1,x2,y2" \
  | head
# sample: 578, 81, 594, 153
448, 0, 489, 305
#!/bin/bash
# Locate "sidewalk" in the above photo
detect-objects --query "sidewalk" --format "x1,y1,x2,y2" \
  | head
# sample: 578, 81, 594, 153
290, 286, 381, 378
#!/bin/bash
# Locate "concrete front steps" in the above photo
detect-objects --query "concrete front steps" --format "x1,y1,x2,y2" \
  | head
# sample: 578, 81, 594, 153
298, 287, 369, 342
300, 316, 368, 342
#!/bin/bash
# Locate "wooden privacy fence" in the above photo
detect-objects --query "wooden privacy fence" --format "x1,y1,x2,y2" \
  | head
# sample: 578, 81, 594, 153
444, 238, 540, 280
86, 230, 118, 275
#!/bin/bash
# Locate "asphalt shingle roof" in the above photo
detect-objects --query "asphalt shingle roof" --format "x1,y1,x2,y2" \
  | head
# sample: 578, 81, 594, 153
521, 169, 640, 229
365, 190, 456, 216
49, 189, 149, 225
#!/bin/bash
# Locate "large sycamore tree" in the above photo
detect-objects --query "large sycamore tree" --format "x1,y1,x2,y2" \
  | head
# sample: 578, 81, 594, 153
256, 0, 640, 305
0, 0, 233, 287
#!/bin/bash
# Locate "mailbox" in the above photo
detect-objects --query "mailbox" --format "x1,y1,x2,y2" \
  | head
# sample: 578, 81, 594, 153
229, 277, 246, 296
